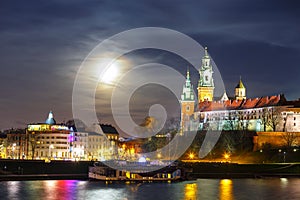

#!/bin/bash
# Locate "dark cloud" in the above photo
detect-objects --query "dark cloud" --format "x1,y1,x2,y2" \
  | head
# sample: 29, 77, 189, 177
0, 0, 300, 129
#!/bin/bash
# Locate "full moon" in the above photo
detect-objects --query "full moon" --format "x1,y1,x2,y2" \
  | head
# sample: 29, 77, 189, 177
101, 63, 119, 84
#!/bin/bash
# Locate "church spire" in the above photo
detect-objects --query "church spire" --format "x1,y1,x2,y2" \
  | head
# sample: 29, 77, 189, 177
235, 77, 246, 100
181, 68, 195, 101
236, 76, 245, 88
204, 46, 209, 57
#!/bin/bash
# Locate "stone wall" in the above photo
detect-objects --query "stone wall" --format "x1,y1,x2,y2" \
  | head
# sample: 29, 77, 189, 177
253, 132, 300, 151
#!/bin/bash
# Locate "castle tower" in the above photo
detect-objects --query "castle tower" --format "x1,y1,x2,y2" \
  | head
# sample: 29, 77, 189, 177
235, 77, 246, 100
198, 47, 214, 103
180, 69, 195, 131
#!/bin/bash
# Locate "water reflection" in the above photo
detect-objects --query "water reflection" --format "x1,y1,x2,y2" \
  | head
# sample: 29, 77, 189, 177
7, 181, 20, 199
43, 180, 79, 200
280, 178, 288, 188
219, 179, 233, 200
0, 178, 300, 200
184, 183, 198, 200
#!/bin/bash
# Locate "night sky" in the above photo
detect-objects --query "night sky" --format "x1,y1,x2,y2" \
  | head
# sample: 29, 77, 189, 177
1, 0, 300, 131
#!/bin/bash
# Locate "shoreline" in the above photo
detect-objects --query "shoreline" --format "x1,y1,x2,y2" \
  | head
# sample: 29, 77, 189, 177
0, 174, 87, 181
0, 160, 300, 181
1, 173, 300, 181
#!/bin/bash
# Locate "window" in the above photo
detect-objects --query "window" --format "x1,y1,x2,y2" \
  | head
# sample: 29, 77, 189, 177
294, 123, 296, 126
186, 105, 190, 111
205, 76, 208, 81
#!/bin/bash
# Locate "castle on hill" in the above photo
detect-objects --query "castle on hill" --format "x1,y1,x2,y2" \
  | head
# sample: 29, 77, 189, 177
180, 47, 300, 133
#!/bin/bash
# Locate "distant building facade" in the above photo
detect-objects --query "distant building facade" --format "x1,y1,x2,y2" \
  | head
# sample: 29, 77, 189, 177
5, 129, 27, 159
26, 111, 72, 159
24, 111, 116, 160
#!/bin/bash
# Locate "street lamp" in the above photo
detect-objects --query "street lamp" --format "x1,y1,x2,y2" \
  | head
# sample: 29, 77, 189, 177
224, 152, 230, 162
157, 153, 162, 159
189, 152, 195, 160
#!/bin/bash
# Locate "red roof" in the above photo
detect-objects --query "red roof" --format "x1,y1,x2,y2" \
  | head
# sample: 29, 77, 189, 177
198, 94, 287, 112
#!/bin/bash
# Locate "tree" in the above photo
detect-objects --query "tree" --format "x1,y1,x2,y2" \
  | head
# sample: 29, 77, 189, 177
141, 136, 167, 153
28, 133, 40, 159
281, 132, 297, 148
259, 108, 269, 132
267, 107, 282, 131
222, 132, 235, 154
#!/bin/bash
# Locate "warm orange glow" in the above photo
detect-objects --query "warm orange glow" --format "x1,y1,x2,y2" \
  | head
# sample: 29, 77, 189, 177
224, 153, 230, 160
189, 152, 195, 159
219, 179, 233, 200
157, 153, 161, 159
184, 183, 197, 200
130, 148, 135, 154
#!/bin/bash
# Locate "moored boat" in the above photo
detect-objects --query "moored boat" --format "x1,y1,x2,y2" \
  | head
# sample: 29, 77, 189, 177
88, 162, 183, 182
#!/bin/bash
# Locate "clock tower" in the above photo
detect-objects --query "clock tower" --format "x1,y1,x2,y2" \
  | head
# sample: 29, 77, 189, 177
198, 47, 214, 103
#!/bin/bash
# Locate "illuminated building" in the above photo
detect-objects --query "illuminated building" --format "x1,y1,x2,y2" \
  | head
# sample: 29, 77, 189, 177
0, 133, 6, 158
180, 69, 195, 131
198, 47, 214, 102
26, 112, 116, 161
87, 132, 107, 161
180, 47, 300, 147
26, 111, 72, 160
100, 124, 120, 159
71, 130, 88, 160
5, 129, 27, 159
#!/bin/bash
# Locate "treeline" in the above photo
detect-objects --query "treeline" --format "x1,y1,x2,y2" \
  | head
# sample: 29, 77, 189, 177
182, 130, 255, 160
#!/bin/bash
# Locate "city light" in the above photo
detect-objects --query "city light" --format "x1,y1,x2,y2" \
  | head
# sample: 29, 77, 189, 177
157, 153, 162, 159
189, 152, 195, 160
224, 153, 230, 162
138, 156, 146, 163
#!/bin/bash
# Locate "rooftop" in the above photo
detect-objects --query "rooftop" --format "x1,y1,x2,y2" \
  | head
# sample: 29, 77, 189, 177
198, 94, 289, 112
100, 124, 119, 135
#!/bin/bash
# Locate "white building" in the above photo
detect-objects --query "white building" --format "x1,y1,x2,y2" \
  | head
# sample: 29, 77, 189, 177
26, 111, 117, 161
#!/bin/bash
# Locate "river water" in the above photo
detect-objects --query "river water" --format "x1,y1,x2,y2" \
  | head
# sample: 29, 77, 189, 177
0, 178, 299, 200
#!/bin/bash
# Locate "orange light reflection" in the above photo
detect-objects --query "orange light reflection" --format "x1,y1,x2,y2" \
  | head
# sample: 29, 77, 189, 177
219, 179, 233, 200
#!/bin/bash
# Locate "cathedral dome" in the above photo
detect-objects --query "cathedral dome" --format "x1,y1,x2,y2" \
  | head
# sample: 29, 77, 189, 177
45, 111, 56, 125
